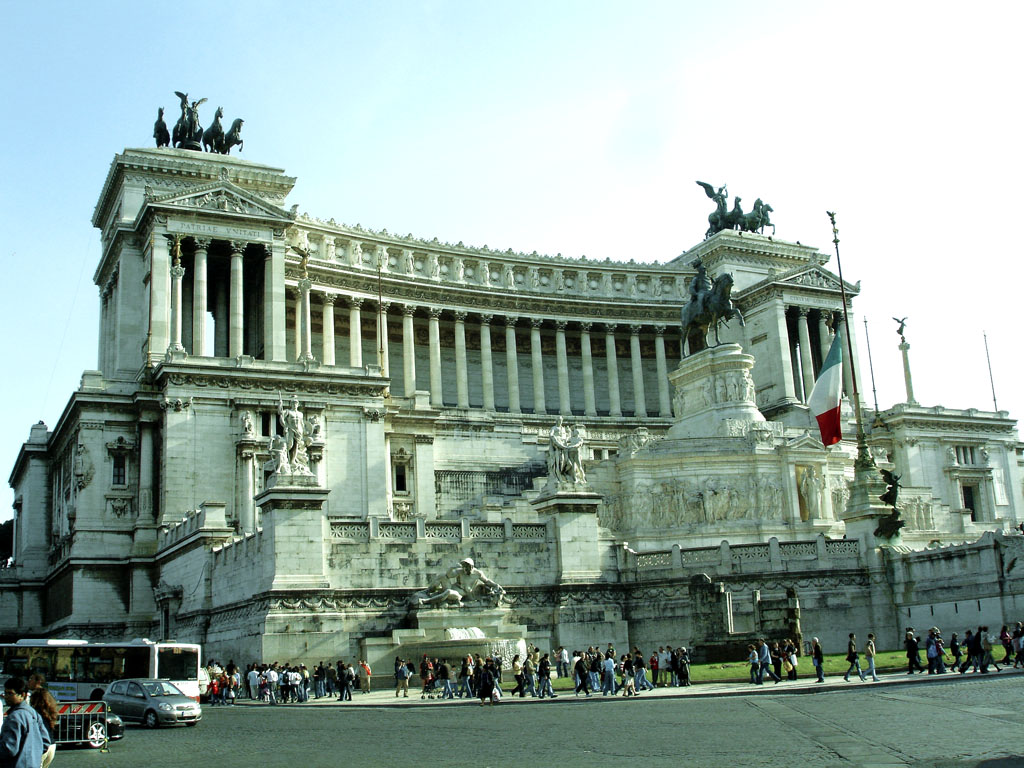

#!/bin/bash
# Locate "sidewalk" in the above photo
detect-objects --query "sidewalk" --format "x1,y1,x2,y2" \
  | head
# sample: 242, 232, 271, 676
232, 667, 1023, 709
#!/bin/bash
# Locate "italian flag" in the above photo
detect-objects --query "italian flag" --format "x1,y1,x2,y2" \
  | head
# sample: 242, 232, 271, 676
808, 328, 844, 446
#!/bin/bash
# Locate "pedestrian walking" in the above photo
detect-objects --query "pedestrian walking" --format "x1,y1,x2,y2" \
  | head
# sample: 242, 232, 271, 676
812, 638, 825, 683
843, 633, 867, 682
864, 633, 880, 681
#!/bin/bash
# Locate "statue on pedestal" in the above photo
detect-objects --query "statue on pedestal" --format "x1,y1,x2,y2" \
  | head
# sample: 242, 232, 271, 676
276, 396, 313, 475
411, 558, 505, 608
547, 418, 589, 486
680, 259, 744, 355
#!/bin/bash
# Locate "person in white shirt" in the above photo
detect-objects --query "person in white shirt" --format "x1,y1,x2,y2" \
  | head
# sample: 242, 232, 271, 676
265, 667, 279, 705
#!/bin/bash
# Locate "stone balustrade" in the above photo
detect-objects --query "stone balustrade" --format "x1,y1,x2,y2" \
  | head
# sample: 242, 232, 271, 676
624, 534, 861, 579
329, 517, 548, 542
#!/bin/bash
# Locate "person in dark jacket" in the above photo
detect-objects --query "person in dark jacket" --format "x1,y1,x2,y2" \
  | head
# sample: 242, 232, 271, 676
905, 630, 926, 673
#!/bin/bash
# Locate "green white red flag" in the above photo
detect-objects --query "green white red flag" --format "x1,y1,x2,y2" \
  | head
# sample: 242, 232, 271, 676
808, 329, 844, 446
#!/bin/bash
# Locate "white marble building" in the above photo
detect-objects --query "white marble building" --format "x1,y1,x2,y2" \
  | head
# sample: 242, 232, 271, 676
4, 147, 1024, 664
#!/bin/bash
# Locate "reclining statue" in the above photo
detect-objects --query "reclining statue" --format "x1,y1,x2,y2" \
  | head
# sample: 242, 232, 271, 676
411, 558, 505, 608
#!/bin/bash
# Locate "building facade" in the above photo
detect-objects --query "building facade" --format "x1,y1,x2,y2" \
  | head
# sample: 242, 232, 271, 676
4, 148, 1024, 666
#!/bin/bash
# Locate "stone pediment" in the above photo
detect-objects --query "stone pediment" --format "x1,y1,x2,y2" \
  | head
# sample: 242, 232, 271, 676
147, 181, 294, 223
780, 266, 844, 291
787, 430, 830, 450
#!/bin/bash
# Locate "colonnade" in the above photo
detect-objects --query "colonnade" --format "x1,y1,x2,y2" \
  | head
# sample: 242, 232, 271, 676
784, 306, 858, 403
289, 290, 677, 418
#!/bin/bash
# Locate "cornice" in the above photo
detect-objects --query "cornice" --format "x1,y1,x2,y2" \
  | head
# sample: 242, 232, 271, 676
285, 263, 686, 324
93, 147, 296, 230
154, 360, 389, 400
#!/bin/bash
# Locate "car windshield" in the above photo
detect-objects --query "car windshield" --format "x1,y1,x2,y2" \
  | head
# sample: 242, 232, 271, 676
140, 681, 184, 697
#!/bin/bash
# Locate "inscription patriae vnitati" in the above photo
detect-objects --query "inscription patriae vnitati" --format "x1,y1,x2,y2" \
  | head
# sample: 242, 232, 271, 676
167, 217, 271, 242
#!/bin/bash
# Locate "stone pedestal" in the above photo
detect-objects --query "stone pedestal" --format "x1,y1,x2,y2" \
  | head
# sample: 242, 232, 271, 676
668, 343, 766, 439
842, 456, 902, 552
363, 607, 528, 675
531, 488, 603, 582
253, 473, 330, 590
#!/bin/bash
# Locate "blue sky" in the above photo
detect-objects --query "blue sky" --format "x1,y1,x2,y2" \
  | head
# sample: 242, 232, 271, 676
2, 0, 1022, 518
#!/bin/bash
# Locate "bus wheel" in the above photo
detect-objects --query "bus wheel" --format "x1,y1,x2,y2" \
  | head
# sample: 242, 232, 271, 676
90, 689, 105, 701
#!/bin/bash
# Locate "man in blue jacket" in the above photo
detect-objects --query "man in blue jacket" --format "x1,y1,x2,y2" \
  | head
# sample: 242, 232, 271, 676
1, 677, 50, 768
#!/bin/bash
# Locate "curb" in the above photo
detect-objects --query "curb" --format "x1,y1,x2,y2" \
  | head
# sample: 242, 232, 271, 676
225, 667, 1023, 710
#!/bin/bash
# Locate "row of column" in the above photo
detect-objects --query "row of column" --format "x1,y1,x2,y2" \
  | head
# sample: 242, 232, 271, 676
168, 238, 254, 358
291, 291, 675, 418
397, 308, 673, 418
787, 306, 856, 403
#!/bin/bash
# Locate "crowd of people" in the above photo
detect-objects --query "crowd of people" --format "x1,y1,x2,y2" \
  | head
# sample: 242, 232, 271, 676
901, 623, 1024, 675
202, 622, 1024, 709
390, 644, 693, 704
205, 659, 375, 705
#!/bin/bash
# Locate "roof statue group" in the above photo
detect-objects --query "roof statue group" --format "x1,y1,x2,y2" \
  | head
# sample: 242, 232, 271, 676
153, 92, 243, 154
697, 181, 774, 239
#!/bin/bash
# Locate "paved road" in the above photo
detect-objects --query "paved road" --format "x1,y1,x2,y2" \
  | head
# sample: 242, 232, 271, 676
58, 674, 1024, 768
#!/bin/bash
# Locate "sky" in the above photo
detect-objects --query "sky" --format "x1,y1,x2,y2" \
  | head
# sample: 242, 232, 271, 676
1, 0, 1022, 520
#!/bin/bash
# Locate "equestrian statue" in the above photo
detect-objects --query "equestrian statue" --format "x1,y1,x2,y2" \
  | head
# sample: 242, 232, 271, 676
680, 258, 744, 356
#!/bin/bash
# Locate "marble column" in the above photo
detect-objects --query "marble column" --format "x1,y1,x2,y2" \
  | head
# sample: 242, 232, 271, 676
348, 297, 363, 368
454, 311, 470, 408
321, 294, 336, 365
290, 288, 301, 361
213, 276, 228, 357
139, 422, 154, 520
530, 318, 546, 414
605, 323, 622, 417
629, 324, 647, 417
191, 238, 209, 355
797, 308, 815, 402
378, 302, 390, 377
818, 310, 833, 362
238, 447, 255, 534
402, 305, 417, 397
298, 277, 313, 361
479, 314, 495, 411
264, 241, 287, 362
900, 340, 917, 405
428, 307, 443, 407
555, 321, 571, 415
580, 322, 597, 417
229, 241, 244, 358
654, 325, 672, 417
505, 316, 521, 414
148, 234, 171, 362
168, 255, 185, 352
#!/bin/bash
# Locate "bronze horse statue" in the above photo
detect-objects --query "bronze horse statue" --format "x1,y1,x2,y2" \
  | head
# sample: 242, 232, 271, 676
680, 273, 745, 355
221, 118, 244, 154
202, 107, 224, 153
740, 199, 775, 235
154, 107, 170, 148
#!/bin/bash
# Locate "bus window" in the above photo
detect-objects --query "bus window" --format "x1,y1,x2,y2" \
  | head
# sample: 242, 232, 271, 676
157, 648, 199, 681
53, 648, 75, 682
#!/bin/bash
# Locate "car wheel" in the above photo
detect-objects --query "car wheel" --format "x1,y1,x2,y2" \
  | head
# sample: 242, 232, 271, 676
144, 710, 159, 729
87, 721, 107, 748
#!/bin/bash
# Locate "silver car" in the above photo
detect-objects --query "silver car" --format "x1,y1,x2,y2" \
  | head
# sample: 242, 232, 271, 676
102, 679, 202, 728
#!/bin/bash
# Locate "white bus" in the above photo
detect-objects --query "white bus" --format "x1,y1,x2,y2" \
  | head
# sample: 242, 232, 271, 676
0, 638, 203, 701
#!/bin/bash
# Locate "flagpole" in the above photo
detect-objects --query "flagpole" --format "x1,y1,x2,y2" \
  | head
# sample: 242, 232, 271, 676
983, 331, 998, 412
826, 212, 871, 465
862, 317, 880, 414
